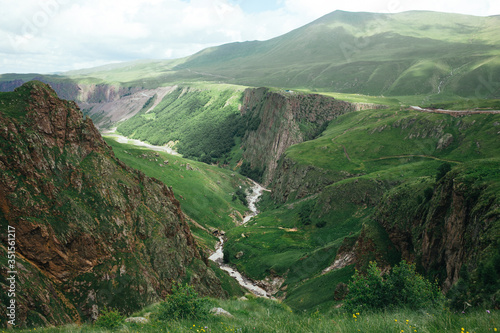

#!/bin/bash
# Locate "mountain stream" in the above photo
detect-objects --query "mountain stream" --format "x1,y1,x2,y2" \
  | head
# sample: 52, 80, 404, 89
209, 181, 270, 297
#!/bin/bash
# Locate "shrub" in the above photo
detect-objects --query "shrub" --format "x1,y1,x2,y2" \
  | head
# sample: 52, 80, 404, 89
424, 187, 434, 201
299, 201, 314, 226
386, 261, 443, 309
235, 188, 248, 206
94, 307, 124, 330
315, 220, 327, 228
436, 162, 452, 181
344, 261, 444, 312
155, 282, 211, 320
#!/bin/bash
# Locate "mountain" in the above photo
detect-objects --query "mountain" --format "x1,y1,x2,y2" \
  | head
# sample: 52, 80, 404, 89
0, 82, 225, 327
0, 9, 499, 327
2, 11, 500, 102
174, 11, 500, 97
224, 103, 500, 310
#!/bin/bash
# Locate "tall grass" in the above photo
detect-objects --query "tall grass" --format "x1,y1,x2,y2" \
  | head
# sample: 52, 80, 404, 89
12, 296, 499, 333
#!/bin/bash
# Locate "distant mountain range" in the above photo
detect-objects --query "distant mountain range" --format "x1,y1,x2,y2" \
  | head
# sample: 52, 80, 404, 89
1, 11, 500, 100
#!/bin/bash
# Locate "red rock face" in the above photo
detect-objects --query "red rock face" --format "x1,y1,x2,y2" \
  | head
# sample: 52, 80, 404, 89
0, 82, 223, 328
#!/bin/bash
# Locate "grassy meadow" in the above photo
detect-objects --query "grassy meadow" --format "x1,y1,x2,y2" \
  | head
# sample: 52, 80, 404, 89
8, 296, 499, 333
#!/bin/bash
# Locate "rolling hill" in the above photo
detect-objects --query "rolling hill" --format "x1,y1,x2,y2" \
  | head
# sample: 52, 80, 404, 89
2, 11, 499, 103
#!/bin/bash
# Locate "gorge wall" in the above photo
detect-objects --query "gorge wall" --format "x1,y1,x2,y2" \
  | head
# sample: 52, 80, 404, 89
239, 88, 383, 185
372, 165, 500, 292
0, 78, 174, 129
0, 82, 223, 328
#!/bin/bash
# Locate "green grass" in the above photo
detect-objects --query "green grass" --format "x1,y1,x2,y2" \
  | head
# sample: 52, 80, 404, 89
104, 138, 250, 249
115, 86, 246, 164
5, 11, 500, 101
285, 108, 500, 173
220, 108, 500, 310
11, 297, 500, 332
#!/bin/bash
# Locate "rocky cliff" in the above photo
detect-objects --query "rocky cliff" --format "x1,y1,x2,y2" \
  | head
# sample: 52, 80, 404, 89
0, 78, 174, 129
0, 81, 223, 328
372, 163, 500, 292
240, 88, 364, 185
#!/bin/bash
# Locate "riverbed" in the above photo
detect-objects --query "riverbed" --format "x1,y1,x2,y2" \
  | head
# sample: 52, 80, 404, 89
209, 181, 270, 297
102, 128, 180, 155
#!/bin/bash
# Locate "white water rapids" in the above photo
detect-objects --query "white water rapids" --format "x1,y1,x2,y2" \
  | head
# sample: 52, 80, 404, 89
209, 181, 270, 297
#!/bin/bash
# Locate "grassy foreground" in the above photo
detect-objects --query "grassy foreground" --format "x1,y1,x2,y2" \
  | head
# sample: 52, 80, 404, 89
8, 296, 499, 333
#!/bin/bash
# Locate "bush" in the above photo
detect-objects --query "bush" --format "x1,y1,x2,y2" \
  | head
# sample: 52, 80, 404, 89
239, 161, 264, 183
94, 307, 124, 329
299, 201, 314, 226
155, 283, 211, 320
436, 162, 452, 181
424, 187, 434, 201
344, 261, 444, 312
234, 188, 248, 206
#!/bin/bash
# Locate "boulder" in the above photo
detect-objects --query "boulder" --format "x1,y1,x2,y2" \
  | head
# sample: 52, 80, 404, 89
210, 307, 234, 318
125, 317, 149, 324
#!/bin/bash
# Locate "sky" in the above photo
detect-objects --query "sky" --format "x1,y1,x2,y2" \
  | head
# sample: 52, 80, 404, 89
1, 0, 499, 74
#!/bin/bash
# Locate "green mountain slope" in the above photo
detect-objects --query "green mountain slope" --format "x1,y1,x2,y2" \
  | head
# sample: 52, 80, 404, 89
103, 138, 251, 251
223, 107, 500, 311
0, 82, 227, 327
3, 11, 498, 103
115, 85, 247, 163
174, 11, 500, 97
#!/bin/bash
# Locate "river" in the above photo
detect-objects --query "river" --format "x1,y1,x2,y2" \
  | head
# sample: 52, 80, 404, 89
105, 129, 269, 296
102, 128, 180, 155
208, 181, 270, 297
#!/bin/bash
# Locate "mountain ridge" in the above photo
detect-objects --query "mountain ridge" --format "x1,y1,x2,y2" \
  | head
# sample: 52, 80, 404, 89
2, 10, 499, 102
0, 81, 225, 327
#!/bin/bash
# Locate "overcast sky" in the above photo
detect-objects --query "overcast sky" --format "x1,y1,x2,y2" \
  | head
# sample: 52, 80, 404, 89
1, 0, 499, 74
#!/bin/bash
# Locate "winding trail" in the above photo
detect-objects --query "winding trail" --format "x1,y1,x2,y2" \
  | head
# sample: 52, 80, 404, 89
366, 154, 462, 164
410, 106, 500, 115
209, 181, 270, 297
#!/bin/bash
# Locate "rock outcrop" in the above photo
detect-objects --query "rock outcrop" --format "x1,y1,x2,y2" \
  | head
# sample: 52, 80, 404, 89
0, 81, 223, 328
240, 88, 358, 185
0, 77, 174, 129
372, 165, 500, 292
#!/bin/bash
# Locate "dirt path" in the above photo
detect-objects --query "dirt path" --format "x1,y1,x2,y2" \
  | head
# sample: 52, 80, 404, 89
331, 127, 359, 162
410, 106, 500, 116
366, 154, 461, 164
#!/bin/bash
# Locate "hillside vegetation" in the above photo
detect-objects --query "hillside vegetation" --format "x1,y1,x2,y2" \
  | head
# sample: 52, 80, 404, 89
224, 108, 500, 311
103, 138, 250, 252
115, 85, 247, 164
2, 11, 499, 105
0, 82, 228, 327
1, 9, 499, 330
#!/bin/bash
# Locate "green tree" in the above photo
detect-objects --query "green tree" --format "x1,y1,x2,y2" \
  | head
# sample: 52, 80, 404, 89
155, 282, 211, 320
344, 261, 443, 312
436, 162, 452, 181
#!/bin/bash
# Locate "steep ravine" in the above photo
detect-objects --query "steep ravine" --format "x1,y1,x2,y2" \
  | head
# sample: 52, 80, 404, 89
0, 78, 175, 129
209, 181, 271, 297
239, 88, 386, 185
0, 82, 224, 328
372, 166, 500, 292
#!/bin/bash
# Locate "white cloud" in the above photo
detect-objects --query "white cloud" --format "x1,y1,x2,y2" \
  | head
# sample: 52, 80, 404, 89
0, 0, 498, 74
